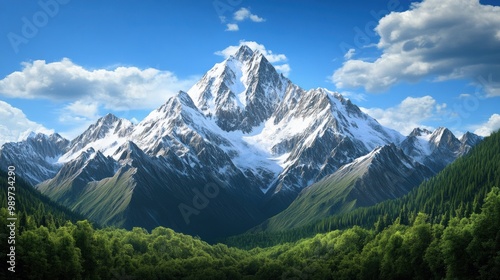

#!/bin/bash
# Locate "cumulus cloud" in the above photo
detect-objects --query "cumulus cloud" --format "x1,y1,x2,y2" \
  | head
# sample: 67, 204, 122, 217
221, 7, 265, 31
0, 100, 54, 145
216, 41, 291, 76
333, 0, 500, 94
64, 100, 99, 120
473, 114, 500, 136
361, 96, 447, 135
225, 23, 239, 31
0, 58, 198, 112
234, 8, 265, 22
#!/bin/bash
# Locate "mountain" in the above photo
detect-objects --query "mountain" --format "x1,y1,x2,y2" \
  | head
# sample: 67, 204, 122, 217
63, 113, 134, 160
401, 127, 481, 172
0, 132, 69, 186
253, 144, 434, 232
0, 45, 481, 240
37, 105, 266, 240
188, 46, 402, 196
259, 87, 402, 203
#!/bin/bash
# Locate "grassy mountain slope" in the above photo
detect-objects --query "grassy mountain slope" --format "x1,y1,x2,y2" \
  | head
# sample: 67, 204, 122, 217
254, 144, 434, 232
0, 169, 85, 230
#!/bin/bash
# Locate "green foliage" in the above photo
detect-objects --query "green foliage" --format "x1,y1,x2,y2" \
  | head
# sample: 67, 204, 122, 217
1, 188, 498, 279
0, 170, 85, 230
0, 170, 86, 279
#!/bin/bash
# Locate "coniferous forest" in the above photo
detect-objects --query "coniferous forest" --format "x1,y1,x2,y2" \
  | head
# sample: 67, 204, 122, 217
1, 130, 499, 279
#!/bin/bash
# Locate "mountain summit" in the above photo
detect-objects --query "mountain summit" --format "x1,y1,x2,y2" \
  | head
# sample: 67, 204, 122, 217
188, 45, 289, 132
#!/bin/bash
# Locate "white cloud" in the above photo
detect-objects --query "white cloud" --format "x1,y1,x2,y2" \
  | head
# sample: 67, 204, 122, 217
274, 64, 291, 77
0, 100, 54, 145
234, 8, 265, 22
344, 48, 355, 60
225, 23, 239, 31
0, 58, 199, 122
361, 96, 446, 135
216, 41, 291, 76
473, 114, 500, 136
63, 100, 99, 120
333, 0, 500, 94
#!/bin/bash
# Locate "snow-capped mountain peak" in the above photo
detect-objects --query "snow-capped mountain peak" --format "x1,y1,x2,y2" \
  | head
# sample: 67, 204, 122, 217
409, 127, 433, 138
460, 131, 483, 146
187, 45, 288, 132
401, 127, 477, 173
60, 114, 133, 163
233, 44, 255, 62
429, 127, 459, 148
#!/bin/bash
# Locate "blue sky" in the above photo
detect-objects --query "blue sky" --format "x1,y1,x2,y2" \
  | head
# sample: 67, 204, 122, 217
1, 0, 499, 144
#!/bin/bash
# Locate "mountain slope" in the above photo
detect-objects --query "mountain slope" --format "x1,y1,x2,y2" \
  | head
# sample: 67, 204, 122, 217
254, 144, 434, 232
314, 128, 499, 230
261, 88, 403, 194
0, 170, 84, 230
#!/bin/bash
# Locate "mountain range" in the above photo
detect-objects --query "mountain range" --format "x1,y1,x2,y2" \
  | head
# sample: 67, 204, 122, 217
0, 45, 482, 240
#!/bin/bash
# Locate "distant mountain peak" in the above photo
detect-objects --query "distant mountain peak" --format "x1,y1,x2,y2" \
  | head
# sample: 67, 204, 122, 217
460, 131, 483, 144
100, 113, 119, 124
146, 91, 199, 126
409, 127, 433, 137
234, 45, 255, 62
187, 44, 288, 132
430, 127, 458, 147
26, 131, 38, 139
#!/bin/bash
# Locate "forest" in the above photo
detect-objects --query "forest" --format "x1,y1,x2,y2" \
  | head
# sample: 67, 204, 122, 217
0, 187, 498, 279
0, 131, 499, 279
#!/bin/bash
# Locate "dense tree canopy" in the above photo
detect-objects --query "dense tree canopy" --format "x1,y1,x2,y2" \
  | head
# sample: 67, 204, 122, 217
0, 187, 498, 279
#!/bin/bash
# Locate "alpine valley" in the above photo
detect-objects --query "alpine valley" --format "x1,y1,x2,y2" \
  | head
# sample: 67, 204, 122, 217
0, 46, 482, 241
